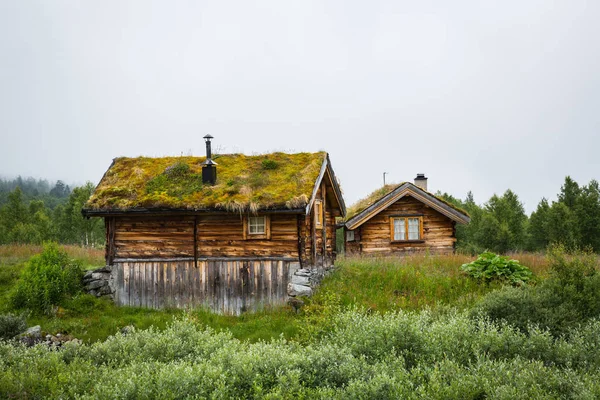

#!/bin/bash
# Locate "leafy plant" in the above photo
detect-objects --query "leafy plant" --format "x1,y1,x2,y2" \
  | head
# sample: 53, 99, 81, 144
461, 252, 532, 285
0, 312, 27, 340
9, 242, 84, 315
472, 246, 600, 336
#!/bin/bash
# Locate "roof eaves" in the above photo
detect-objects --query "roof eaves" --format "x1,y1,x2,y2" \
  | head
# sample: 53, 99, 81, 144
345, 182, 470, 230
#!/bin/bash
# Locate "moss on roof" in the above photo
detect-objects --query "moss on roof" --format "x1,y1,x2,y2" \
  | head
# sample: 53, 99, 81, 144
85, 152, 326, 212
344, 182, 469, 221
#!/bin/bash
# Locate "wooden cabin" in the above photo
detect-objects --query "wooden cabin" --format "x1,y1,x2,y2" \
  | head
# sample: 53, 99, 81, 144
343, 175, 469, 255
82, 137, 345, 314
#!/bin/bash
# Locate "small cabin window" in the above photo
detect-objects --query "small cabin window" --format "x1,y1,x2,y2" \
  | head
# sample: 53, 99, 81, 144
346, 230, 355, 241
244, 215, 271, 240
249, 216, 266, 234
390, 216, 423, 241
315, 200, 323, 228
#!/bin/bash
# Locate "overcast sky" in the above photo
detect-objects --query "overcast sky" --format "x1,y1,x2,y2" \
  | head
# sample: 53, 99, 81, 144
1, 1, 599, 213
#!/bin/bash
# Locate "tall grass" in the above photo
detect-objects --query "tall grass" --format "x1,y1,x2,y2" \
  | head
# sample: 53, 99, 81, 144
324, 253, 549, 312
0, 244, 104, 268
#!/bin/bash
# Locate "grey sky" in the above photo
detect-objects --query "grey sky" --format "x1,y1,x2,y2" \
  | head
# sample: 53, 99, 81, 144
1, 1, 599, 213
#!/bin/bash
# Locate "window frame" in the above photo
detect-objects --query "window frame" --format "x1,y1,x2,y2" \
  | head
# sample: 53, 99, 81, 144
243, 215, 271, 240
314, 200, 323, 228
346, 230, 355, 242
389, 215, 424, 242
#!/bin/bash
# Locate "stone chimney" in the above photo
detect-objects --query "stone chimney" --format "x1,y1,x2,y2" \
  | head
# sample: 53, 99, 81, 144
414, 174, 427, 191
201, 134, 217, 185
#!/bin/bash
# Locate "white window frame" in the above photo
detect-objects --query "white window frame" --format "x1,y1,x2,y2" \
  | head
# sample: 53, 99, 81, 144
248, 216, 266, 235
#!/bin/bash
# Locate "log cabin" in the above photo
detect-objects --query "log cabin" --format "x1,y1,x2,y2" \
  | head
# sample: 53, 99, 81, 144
82, 136, 345, 314
343, 175, 469, 255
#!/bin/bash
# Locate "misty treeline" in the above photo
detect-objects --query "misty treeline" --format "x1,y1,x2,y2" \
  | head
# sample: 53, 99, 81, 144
438, 176, 600, 254
2, 175, 599, 254
0, 178, 104, 246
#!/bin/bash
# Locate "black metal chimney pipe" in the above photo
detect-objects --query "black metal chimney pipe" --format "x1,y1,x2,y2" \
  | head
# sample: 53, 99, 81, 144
201, 134, 217, 185
205, 134, 213, 160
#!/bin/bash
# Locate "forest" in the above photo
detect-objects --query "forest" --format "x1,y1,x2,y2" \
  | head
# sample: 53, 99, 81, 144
0, 177, 104, 247
2, 175, 599, 254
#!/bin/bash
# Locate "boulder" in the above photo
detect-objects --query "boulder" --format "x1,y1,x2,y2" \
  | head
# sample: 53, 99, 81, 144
291, 275, 310, 286
24, 325, 41, 339
287, 283, 312, 297
85, 280, 106, 291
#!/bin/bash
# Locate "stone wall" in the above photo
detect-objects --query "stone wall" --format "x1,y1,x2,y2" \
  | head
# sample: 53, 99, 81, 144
287, 264, 335, 298
82, 265, 114, 298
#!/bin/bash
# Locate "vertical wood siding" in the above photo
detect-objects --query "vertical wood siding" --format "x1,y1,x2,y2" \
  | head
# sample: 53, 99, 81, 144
113, 259, 298, 315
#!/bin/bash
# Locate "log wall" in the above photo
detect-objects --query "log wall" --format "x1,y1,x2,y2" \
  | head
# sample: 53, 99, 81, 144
346, 195, 456, 254
112, 258, 299, 315
111, 214, 299, 260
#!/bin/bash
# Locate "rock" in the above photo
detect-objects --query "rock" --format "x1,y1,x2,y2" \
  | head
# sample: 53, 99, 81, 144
24, 325, 41, 339
287, 297, 304, 313
295, 269, 312, 277
291, 275, 310, 286
85, 280, 106, 290
121, 325, 135, 335
56, 333, 62, 338
94, 265, 113, 273
92, 272, 111, 281
83, 271, 94, 279
98, 285, 113, 296
287, 283, 312, 297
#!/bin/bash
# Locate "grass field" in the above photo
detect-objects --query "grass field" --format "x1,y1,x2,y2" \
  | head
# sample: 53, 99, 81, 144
0, 244, 550, 343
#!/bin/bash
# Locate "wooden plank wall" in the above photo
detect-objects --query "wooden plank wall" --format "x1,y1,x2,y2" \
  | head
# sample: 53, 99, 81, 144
348, 195, 456, 254
113, 259, 298, 315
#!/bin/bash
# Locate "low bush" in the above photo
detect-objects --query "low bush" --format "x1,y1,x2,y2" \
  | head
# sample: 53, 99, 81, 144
461, 252, 532, 285
2, 313, 600, 398
9, 242, 83, 315
472, 245, 600, 336
0, 313, 27, 340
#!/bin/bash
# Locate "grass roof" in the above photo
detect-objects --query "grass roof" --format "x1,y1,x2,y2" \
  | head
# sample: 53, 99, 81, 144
85, 152, 326, 213
344, 182, 469, 221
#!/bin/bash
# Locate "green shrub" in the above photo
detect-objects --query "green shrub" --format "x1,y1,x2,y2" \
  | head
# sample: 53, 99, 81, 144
9, 242, 83, 315
461, 252, 532, 285
0, 313, 27, 340
261, 159, 279, 170
2, 314, 600, 398
472, 246, 600, 336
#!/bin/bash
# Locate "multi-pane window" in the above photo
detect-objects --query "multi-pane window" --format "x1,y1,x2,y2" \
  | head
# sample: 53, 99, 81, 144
248, 216, 266, 235
393, 218, 406, 241
391, 217, 422, 241
408, 218, 420, 240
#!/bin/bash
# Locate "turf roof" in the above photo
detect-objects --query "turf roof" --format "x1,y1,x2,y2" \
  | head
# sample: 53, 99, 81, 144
84, 152, 327, 213
344, 182, 469, 221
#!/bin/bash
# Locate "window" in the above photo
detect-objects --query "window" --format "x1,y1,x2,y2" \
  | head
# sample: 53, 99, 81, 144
248, 216, 266, 235
315, 200, 323, 228
244, 215, 271, 239
390, 216, 422, 241
346, 230, 355, 241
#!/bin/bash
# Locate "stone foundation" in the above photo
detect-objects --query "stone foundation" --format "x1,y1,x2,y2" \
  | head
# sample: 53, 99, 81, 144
82, 265, 115, 298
